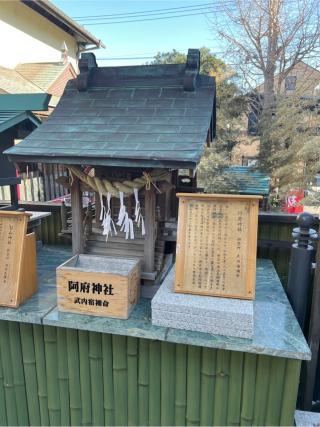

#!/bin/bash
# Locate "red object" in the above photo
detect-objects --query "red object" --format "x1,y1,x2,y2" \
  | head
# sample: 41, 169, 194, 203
284, 189, 304, 213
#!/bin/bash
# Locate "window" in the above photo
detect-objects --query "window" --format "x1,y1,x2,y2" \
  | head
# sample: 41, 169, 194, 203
285, 76, 297, 91
242, 156, 259, 167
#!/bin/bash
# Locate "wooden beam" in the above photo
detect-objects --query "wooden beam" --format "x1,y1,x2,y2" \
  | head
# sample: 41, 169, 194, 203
71, 176, 83, 255
143, 186, 156, 273
302, 240, 320, 409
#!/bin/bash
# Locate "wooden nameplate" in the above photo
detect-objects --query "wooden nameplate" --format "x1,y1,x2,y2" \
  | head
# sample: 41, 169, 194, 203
0, 211, 37, 307
174, 193, 262, 300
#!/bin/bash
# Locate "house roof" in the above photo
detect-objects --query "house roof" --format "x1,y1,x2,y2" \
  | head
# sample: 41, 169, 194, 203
227, 166, 270, 195
0, 93, 51, 111
15, 62, 76, 92
5, 50, 216, 169
21, 0, 105, 49
0, 66, 43, 94
0, 111, 41, 133
0, 93, 50, 132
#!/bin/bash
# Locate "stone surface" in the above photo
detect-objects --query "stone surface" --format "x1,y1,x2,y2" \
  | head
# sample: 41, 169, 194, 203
62, 253, 139, 275
151, 270, 254, 338
0, 245, 70, 324
0, 245, 310, 360
295, 410, 320, 426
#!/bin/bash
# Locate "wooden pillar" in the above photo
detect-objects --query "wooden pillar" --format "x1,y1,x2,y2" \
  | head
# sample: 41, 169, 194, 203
171, 170, 179, 219
71, 176, 83, 255
143, 186, 156, 273
9, 184, 18, 209
95, 192, 102, 226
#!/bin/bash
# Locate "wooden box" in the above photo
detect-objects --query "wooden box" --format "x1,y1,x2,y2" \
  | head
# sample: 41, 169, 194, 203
174, 193, 262, 300
0, 211, 37, 308
57, 254, 141, 319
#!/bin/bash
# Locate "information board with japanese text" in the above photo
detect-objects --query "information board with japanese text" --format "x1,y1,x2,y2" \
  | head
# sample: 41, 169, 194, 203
174, 193, 262, 300
0, 211, 28, 306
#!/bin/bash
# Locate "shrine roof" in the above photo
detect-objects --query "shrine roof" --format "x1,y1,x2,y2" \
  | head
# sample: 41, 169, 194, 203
227, 166, 270, 196
5, 50, 216, 169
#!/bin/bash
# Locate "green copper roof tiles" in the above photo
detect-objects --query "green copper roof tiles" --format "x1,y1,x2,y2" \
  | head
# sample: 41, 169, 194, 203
227, 166, 270, 195
5, 61, 215, 169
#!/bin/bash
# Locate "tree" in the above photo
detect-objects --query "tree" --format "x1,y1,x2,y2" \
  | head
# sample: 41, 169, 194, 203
149, 47, 227, 80
217, 0, 320, 98
149, 47, 247, 193
213, 0, 320, 199
267, 95, 320, 198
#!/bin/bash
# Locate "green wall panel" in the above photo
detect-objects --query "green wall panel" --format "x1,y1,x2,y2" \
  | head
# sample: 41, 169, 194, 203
0, 320, 301, 426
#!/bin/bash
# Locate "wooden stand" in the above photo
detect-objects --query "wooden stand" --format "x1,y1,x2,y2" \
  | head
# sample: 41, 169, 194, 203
0, 211, 37, 307
57, 254, 140, 319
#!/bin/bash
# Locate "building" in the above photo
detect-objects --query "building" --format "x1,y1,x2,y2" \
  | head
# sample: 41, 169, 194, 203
15, 62, 77, 97
0, 0, 104, 70
0, 0, 104, 112
0, 62, 77, 117
256, 61, 320, 97
0, 93, 50, 206
232, 61, 320, 166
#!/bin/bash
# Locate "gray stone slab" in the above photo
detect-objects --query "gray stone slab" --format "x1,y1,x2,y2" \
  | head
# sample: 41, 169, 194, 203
152, 308, 253, 339
295, 410, 320, 426
151, 269, 253, 338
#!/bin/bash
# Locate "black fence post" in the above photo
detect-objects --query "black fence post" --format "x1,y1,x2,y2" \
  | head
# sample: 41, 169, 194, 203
302, 238, 320, 410
287, 212, 317, 330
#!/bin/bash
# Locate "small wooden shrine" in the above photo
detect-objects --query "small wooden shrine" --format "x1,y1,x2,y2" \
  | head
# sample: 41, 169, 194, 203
5, 49, 216, 290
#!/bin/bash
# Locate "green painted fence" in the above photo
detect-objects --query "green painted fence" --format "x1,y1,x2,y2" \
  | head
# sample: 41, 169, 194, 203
257, 215, 294, 289
0, 320, 301, 426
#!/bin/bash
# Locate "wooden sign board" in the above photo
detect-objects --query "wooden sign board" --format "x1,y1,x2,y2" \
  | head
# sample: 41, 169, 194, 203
57, 254, 141, 319
174, 193, 262, 300
0, 211, 37, 307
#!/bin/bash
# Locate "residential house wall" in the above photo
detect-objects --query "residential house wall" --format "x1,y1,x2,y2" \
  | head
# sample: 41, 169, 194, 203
231, 133, 260, 166
232, 62, 320, 165
0, 1, 78, 69
256, 61, 320, 96
47, 64, 77, 97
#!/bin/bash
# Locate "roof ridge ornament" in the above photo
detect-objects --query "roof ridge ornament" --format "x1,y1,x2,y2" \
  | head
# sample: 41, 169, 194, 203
183, 48, 200, 92
77, 52, 97, 92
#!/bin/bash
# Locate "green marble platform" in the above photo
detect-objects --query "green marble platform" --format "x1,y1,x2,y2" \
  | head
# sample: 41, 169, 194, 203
0, 246, 69, 324
0, 245, 311, 360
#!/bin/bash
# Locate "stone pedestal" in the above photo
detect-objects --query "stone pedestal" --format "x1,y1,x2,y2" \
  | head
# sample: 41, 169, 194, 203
152, 267, 254, 339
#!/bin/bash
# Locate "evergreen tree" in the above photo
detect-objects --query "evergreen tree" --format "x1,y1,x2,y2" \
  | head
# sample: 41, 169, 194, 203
149, 47, 247, 193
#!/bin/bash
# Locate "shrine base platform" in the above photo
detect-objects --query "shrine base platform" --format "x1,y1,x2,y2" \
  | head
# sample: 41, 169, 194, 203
0, 246, 311, 426
151, 268, 254, 339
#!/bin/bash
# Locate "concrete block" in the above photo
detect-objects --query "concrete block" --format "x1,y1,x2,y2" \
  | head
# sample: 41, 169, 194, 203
151, 268, 254, 339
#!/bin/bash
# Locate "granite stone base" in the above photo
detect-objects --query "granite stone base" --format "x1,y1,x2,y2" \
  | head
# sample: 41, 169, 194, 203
151, 268, 254, 339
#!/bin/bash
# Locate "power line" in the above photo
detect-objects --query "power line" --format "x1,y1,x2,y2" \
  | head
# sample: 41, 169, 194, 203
73, 2, 225, 20
76, 5, 213, 22
74, 0, 318, 22
79, 9, 225, 25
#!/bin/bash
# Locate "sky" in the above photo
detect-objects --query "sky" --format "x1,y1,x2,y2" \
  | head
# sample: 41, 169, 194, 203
52, 0, 223, 67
